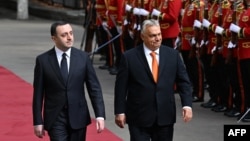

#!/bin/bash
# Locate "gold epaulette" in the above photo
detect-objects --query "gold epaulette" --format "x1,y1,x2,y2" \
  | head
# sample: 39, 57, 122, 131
221, 0, 231, 9
237, 3, 245, 13
193, 0, 205, 8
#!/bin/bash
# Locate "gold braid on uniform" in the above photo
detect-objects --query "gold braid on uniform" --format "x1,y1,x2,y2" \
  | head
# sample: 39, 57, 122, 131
221, 0, 230, 9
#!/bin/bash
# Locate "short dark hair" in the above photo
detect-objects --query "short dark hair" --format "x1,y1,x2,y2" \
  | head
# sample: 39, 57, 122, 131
50, 21, 69, 36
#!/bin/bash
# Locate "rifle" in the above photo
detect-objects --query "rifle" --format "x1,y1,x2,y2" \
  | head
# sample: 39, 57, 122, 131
123, 0, 132, 39
179, 0, 187, 25
133, 0, 144, 47
225, 0, 237, 64
175, 0, 187, 51
189, 0, 200, 59
199, 0, 209, 57
80, 0, 96, 52
210, 0, 223, 66
96, 13, 113, 38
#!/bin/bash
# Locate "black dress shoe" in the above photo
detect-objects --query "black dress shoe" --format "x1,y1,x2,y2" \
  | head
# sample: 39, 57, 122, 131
109, 67, 118, 75
224, 108, 240, 117
99, 55, 106, 61
212, 105, 227, 112
201, 100, 216, 108
99, 64, 109, 70
192, 96, 204, 102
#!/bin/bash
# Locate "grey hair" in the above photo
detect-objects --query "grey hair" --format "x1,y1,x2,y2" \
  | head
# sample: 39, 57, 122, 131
141, 19, 160, 34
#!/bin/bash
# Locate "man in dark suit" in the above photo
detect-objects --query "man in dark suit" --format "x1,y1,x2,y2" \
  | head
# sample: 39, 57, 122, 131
32, 21, 105, 141
114, 19, 193, 141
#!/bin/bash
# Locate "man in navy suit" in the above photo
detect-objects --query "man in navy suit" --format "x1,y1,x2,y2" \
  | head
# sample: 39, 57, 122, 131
32, 21, 105, 141
114, 19, 193, 141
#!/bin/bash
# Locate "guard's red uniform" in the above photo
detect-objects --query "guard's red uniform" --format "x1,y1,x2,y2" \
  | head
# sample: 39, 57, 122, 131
96, 0, 108, 26
158, 0, 182, 39
181, 0, 204, 51
106, 0, 125, 28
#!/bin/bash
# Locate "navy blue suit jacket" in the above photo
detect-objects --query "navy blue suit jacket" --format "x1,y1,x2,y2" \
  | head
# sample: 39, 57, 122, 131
32, 47, 105, 130
114, 45, 192, 127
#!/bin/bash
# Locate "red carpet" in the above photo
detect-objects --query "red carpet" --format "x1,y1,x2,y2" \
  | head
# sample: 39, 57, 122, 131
0, 66, 122, 141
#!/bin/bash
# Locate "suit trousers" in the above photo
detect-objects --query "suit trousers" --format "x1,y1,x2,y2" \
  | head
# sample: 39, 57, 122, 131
48, 108, 86, 141
128, 123, 174, 141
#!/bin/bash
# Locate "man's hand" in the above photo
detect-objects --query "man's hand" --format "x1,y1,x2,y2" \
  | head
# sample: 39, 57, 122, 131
34, 125, 45, 138
115, 114, 126, 128
182, 108, 193, 122
96, 118, 105, 133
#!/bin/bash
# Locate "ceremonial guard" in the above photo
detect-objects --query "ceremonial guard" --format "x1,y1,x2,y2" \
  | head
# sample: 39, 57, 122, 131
214, 0, 244, 117
124, 0, 151, 48
82, 0, 96, 53
229, 0, 250, 122
123, 0, 137, 50
201, 0, 228, 112
199, 0, 217, 108
151, 0, 182, 48
95, 0, 112, 70
105, 0, 125, 75
180, 0, 205, 102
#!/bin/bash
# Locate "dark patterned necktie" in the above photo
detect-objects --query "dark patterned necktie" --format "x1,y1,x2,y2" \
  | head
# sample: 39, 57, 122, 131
60, 53, 68, 83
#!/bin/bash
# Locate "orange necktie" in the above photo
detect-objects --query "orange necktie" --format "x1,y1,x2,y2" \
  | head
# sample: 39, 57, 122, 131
150, 51, 158, 82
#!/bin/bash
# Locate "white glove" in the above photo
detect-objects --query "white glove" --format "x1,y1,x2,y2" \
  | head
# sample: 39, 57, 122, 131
174, 36, 181, 49
129, 30, 134, 39
137, 24, 141, 31
105, 10, 109, 16
200, 40, 204, 47
175, 36, 180, 45
215, 26, 224, 35
125, 4, 132, 12
133, 23, 137, 29
123, 19, 129, 25
211, 46, 222, 54
229, 23, 241, 33
202, 19, 211, 29
133, 7, 140, 15
180, 9, 185, 16
228, 41, 236, 48
102, 21, 108, 28
211, 46, 216, 54
191, 37, 196, 45
193, 20, 202, 29
116, 25, 122, 34
151, 9, 161, 17
139, 8, 149, 16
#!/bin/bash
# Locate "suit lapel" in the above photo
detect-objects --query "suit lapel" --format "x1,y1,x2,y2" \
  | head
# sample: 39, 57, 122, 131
136, 45, 155, 82
48, 48, 66, 85
158, 46, 167, 79
67, 48, 78, 83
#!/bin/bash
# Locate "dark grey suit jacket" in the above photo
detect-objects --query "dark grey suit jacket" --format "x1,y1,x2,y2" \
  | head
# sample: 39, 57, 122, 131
32, 47, 105, 130
114, 45, 192, 127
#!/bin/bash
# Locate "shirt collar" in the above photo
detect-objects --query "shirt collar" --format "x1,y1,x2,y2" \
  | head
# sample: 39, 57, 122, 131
143, 44, 159, 55
54, 46, 71, 58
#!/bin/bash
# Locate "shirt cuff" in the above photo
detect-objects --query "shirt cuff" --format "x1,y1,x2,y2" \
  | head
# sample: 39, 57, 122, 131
183, 106, 192, 109
96, 117, 105, 120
